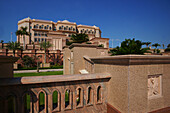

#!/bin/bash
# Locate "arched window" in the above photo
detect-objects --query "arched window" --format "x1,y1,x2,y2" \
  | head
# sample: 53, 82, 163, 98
97, 86, 101, 102
36, 24, 39, 28
76, 88, 82, 106
73, 28, 75, 31
52, 91, 58, 110
23, 93, 31, 113
0, 97, 2, 112
81, 30, 83, 33
59, 26, 62, 30
69, 27, 71, 31
49, 27, 51, 30
34, 25, 36, 28
34, 32, 37, 36
39, 92, 45, 112
7, 95, 16, 113
54, 27, 56, 31
44, 26, 47, 29
64, 27, 66, 30
87, 87, 92, 104
65, 89, 70, 108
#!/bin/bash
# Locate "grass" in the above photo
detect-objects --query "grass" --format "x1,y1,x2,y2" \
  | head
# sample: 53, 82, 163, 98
14, 65, 63, 71
14, 71, 63, 77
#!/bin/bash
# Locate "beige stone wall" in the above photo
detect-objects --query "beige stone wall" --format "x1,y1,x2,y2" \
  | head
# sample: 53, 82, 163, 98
63, 47, 71, 75
63, 44, 108, 75
94, 64, 129, 113
92, 56, 170, 113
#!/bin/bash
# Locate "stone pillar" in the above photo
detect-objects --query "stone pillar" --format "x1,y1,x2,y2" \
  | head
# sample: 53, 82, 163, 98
0, 56, 18, 78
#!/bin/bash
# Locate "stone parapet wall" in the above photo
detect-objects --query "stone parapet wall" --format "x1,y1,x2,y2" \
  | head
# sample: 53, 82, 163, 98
0, 73, 110, 113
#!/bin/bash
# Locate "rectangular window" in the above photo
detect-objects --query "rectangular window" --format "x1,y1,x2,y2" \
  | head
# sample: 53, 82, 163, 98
38, 38, 41, 42
34, 38, 37, 42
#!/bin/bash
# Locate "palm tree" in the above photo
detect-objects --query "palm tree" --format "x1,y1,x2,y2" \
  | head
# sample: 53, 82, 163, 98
16, 26, 29, 50
152, 43, 161, 49
162, 44, 165, 49
40, 41, 52, 63
6, 41, 21, 57
144, 42, 151, 48
70, 33, 89, 43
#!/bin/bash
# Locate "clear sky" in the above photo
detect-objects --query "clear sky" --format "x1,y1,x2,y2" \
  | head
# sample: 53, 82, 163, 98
0, 0, 170, 48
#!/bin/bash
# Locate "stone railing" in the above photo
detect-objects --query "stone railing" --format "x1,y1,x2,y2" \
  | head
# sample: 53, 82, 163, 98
0, 73, 111, 113
84, 56, 94, 74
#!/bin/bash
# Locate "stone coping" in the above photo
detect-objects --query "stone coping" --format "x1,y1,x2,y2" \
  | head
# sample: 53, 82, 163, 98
0, 73, 111, 86
63, 43, 108, 49
0, 56, 19, 63
83, 56, 94, 64
90, 55, 170, 65
69, 43, 98, 49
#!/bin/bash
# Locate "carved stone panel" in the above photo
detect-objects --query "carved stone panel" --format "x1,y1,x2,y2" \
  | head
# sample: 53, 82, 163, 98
148, 74, 162, 98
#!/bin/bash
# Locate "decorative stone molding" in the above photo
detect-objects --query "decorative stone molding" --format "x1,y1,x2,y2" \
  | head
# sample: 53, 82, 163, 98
148, 74, 162, 98
90, 55, 170, 65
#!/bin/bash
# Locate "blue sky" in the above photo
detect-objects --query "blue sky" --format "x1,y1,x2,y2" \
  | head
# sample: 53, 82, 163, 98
0, 0, 170, 48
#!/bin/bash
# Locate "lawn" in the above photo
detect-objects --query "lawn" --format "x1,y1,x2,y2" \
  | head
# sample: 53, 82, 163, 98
14, 71, 63, 77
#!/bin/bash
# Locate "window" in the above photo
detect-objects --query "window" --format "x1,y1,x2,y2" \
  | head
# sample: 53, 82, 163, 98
7, 95, 16, 113
65, 89, 70, 108
30, 26, 32, 29
69, 27, 71, 31
45, 34, 47, 37
42, 38, 44, 42
39, 92, 45, 112
54, 27, 56, 31
76, 88, 81, 106
52, 91, 58, 110
34, 38, 37, 42
34, 25, 36, 28
49, 27, 51, 30
38, 38, 41, 42
23, 93, 31, 113
38, 33, 41, 36
39, 26, 42, 29
97, 86, 101, 102
44, 26, 47, 29
64, 27, 66, 30
34, 32, 37, 36
73, 28, 75, 31
59, 26, 62, 30
87, 87, 92, 104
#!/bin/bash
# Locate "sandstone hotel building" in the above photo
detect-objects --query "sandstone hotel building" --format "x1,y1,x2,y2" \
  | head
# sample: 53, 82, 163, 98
17, 17, 109, 51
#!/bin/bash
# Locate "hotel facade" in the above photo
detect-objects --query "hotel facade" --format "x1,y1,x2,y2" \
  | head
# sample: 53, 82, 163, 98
17, 17, 109, 51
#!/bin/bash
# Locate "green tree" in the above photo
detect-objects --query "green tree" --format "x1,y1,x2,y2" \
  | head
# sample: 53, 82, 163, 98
70, 33, 89, 43
40, 41, 52, 63
16, 26, 29, 50
152, 43, 161, 53
1, 40, 4, 43
143, 42, 151, 48
167, 44, 170, 48
165, 44, 170, 52
152, 43, 161, 49
109, 38, 150, 55
22, 55, 35, 68
6, 41, 21, 57
162, 44, 165, 49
